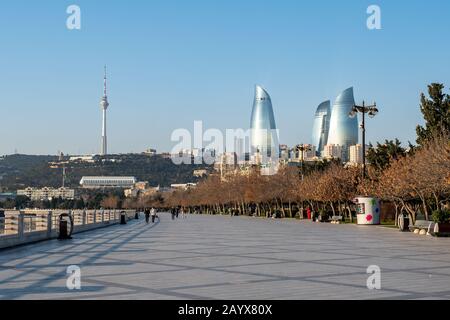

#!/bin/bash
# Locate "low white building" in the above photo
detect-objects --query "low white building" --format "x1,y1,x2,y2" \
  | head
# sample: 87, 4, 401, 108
69, 155, 96, 163
143, 148, 157, 156
80, 176, 137, 189
17, 187, 75, 201
170, 183, 197, 191
193, 169, 208, 178
124, 188, 139, 198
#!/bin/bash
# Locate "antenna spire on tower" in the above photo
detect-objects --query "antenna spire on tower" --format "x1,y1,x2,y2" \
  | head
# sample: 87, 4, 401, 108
104, 65, 107, 97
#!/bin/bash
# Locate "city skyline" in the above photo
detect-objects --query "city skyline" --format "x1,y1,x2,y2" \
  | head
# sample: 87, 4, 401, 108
1, 1, 450, 155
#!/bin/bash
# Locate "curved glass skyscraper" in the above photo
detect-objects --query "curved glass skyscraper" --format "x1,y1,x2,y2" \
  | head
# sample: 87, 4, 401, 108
327, 87, 358, 161
311, 100, 331, 156
250, 85, 278, 157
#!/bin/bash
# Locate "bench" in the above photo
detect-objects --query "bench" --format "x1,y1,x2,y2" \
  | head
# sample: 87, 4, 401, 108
331, 216, 344, 224
409, 220, 435, 235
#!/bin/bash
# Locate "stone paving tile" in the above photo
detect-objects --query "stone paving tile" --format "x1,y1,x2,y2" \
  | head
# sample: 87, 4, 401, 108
1, 214, 450, 300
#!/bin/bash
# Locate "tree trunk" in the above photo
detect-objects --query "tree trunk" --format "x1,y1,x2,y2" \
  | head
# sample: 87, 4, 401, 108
288, 201, 293, 218
330, 202, 336, 216
394, 202, 399, 227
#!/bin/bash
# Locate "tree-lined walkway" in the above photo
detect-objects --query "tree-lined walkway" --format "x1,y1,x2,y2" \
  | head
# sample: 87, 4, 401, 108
1, 214, 450, 300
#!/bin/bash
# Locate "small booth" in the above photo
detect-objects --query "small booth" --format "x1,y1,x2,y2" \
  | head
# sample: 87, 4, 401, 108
353, 196, 381, 225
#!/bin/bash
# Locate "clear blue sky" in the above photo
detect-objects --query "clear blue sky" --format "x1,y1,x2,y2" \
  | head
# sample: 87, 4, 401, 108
1, 0, 449, 155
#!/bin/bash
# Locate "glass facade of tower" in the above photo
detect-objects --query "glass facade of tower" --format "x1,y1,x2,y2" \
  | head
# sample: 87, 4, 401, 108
327, 87, 358, 161
250, 86, 278, 157
311, 100, 331, 156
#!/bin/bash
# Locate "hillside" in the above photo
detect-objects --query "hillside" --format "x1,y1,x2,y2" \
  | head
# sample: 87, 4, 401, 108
0, 154, 211, 191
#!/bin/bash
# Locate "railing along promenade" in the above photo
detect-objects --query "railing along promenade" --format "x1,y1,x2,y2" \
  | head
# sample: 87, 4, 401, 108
0, 209, 136, 249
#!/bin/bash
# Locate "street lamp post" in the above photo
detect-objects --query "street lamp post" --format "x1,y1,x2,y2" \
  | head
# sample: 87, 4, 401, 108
349, 101, 379, 179
295, 144, 312, 181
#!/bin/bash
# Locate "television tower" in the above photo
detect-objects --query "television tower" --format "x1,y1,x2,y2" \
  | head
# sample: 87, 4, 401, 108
100, 66, 109, 156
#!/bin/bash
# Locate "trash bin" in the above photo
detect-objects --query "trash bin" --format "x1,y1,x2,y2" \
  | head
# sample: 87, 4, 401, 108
0, 210, 5, 235
58, 213, 73, 240
398, 214, 410, 232
59, 220, 69, 238
120, 211, 127, 225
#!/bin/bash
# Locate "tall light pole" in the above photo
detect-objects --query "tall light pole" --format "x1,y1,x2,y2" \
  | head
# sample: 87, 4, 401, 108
295, 144, 312, 181
349, 101, 379, 179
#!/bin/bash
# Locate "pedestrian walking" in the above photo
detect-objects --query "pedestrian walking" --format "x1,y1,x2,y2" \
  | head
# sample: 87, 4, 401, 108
151, 207, 157, 223
171, 207, 176, 220
181, 208, 187, 219
144, 208, 150, 224
176, 207, 179, 219
307, 207, 312, 220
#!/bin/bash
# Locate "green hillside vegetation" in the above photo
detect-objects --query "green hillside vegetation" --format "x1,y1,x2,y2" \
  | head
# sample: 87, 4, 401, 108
0, 154, 210, 191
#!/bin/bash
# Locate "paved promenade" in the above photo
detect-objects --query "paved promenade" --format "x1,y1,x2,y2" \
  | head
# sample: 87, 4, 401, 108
1, 214, 450, 300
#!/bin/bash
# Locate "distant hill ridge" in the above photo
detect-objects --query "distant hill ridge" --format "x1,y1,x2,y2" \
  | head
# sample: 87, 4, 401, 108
0, 154, 210, 191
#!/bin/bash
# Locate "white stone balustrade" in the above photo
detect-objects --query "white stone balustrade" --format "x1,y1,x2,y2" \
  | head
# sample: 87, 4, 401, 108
0, 209, 136, 249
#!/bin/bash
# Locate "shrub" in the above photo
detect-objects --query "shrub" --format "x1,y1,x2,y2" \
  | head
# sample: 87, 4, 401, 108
431, 209, 450, 224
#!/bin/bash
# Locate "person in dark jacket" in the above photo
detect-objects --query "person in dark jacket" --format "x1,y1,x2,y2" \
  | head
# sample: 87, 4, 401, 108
144, 208, 150, 224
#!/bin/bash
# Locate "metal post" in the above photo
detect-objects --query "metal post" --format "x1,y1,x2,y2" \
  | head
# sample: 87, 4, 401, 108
362, 102, 366, 179
350, 101, 378, 180
300, 149, 304, 181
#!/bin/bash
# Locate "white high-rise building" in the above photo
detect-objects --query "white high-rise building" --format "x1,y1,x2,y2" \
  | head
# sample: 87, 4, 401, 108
323, 144, 343, 160
100, 66, 110, 156
327, 88, 359, 161
312, 101, 331, 156
279, 144, 290, 161
349, 144, 369, 164
301, 144, 317, 161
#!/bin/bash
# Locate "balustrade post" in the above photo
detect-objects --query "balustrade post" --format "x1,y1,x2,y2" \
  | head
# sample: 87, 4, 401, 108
18, 211, 24, 240
93, 210, 97, 224
47, 211, 52, 237
82, 210, 86, 225
102, 209, 105, 223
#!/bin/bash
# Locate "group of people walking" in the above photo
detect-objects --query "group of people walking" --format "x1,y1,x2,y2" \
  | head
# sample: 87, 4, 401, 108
170, 207, 187, 220
137, 207, 188, 224
144, 208, 157, 224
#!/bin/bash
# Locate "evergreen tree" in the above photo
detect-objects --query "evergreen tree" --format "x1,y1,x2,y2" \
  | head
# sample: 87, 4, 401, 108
367, 139, 406, 172
416, 83, 450, 146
